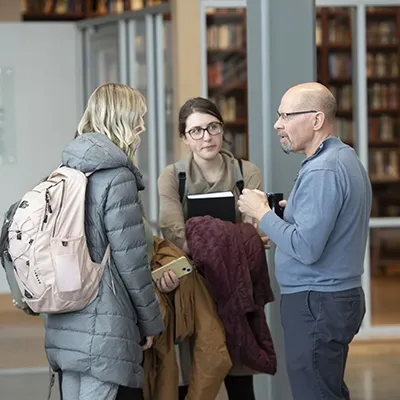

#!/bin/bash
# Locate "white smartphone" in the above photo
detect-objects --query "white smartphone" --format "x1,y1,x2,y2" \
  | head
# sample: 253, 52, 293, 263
151, 256, 193, 281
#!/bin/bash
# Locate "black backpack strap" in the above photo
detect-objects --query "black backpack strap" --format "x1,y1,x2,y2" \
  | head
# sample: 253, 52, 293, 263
234, 158, 244, 194
174, 160, 187, 203
178, 172, 186, 203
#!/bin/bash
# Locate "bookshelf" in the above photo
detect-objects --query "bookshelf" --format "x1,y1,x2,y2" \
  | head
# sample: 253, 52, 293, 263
205, 7, 248, 160
317, 6, 400, 278
21, 0, 168, 21
316, 6, 400, 220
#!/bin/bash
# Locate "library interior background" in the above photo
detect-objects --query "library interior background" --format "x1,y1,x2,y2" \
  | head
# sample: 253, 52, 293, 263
1, 1, 400, 399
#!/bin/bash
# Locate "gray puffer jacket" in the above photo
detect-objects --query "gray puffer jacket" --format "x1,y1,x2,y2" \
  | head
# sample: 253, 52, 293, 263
45, 133, 163, 388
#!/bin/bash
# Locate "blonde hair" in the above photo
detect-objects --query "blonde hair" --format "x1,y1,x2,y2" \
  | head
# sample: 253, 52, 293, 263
76, 83, 147, 162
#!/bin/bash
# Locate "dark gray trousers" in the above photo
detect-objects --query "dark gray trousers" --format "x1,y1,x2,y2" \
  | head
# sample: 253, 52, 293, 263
281, 287, 365, 400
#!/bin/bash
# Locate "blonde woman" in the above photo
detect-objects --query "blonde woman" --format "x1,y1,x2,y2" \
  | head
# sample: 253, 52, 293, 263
44, 83, 163, 400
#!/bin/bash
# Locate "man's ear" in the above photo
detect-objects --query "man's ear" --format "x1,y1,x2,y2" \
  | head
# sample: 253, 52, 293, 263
313, 111, 325, 130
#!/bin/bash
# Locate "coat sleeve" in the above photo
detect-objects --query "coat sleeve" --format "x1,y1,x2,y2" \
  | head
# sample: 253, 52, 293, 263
104, 168, 163, 337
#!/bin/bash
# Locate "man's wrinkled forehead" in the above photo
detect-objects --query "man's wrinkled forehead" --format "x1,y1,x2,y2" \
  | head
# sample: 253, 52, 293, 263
279, 91, 302, 112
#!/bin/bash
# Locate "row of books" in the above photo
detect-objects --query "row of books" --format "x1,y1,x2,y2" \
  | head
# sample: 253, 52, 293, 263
207, 24, 245, 50
334, 119, 353, 143
22, 0, 83, 13
329, 52, 400, 80
210, 96, 246, 122
317, 15, 397, 46
369, 116, 400, 142
207, 59, 247, 88
369, 149, 400, 183
367, 53, 399, 78
367, 20, 397, 45
327, 21, 351, 44
223, 131, 247, 160
328, 53, 352, 79
23, 0, 166, 14
329, 85, 352, 111
368, 83, 398, 110
334, 116, 400, 143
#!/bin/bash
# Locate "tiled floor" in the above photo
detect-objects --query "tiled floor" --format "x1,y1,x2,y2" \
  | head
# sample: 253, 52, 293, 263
1, 310, 399, 399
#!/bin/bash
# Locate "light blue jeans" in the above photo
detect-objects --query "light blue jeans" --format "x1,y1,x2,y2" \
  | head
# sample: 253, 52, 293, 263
62, 371, 119, 400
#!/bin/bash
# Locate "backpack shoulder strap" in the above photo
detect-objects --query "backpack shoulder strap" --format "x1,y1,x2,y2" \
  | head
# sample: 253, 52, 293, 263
175, 158, 243, 200
234, 158, 244, 194
174, 160, 187, 203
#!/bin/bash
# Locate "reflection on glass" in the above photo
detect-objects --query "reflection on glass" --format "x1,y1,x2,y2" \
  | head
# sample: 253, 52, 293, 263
206, 7, 248, 160
366, 6, 400, 217
91, 25, 119, 92
163, 15, 175, 165
370, 227, 400, 325
316, 7, 354, 146
0, 68, 16, 166
132, 20, 151, 220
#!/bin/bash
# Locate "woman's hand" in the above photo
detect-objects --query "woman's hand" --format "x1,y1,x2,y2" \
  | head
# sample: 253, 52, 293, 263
141, 336, 154, 351
261, 235, 271, 249
156, 270, 180, 293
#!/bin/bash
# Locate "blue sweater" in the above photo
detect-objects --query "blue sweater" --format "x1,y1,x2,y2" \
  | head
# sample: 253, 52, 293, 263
259, 137, 372, 294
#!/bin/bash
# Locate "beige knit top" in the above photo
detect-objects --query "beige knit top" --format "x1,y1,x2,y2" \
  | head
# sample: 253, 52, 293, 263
157, 149, 264, 380
158, 149, 263, 249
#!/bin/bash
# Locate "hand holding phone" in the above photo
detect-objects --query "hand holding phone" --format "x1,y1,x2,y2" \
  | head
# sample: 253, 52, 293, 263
152, 256, 193, 281
156, 270, 180, 293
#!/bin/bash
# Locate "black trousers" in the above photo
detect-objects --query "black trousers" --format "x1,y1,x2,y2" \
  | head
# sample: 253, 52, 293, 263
281, 288, 365, 400
179, 375, 255, 400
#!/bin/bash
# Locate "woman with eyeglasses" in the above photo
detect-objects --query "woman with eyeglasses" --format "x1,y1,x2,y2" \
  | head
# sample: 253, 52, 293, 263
157, 97, 269, 400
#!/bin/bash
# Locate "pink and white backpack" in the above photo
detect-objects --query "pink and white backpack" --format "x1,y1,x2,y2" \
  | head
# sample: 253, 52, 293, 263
7, 166, 110, 314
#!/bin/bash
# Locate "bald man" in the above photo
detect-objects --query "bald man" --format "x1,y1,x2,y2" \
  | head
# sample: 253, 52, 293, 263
238, 83, 372, 400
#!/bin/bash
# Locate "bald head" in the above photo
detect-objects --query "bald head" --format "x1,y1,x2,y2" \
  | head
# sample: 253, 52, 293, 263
284, 82, 337, 123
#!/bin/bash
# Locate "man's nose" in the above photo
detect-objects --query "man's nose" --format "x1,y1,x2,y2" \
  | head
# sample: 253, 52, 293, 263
273, 119, 282, 130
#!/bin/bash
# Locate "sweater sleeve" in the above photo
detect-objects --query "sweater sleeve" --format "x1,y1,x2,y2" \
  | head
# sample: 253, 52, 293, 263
158, 164, 186, 249
259, 169, 343, 265
104, 168, 163, 337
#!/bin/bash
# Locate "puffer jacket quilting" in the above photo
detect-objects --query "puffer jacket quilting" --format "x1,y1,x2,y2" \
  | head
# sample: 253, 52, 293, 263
45, 133, 163, 388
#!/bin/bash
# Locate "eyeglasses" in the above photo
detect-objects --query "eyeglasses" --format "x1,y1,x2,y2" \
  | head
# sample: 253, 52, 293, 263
277, 110, 318, 121
185, 122, 223, 140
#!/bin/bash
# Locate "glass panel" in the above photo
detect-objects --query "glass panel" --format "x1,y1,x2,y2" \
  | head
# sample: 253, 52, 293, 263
0, 67, 16, 166
90, 24, 119, 93
366, 6, 400, 218
370, 227, 400, 325
132, 19, 151, 219
316, 7, 354, 146
206, 7, 248, 160
163, 14, 175, 165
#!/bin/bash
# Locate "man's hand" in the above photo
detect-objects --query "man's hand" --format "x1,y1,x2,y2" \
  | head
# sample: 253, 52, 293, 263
238, 189, 271, 221
141, 336, 154, 351
279, 200, 287, 208
155, 270, 180, 293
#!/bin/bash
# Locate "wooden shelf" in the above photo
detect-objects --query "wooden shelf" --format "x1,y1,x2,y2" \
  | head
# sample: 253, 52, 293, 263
22, 12, 86, 21
21, 0, 169, 22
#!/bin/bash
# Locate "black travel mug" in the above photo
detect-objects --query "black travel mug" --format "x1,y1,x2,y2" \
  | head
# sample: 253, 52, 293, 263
267, 192, 284, 219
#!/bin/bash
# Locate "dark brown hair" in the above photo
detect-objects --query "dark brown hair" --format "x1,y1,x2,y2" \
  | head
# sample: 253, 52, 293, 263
178, 97, 224, 137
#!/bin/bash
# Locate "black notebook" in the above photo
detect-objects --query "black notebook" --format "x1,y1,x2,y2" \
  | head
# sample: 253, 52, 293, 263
186, 191, 236, 223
